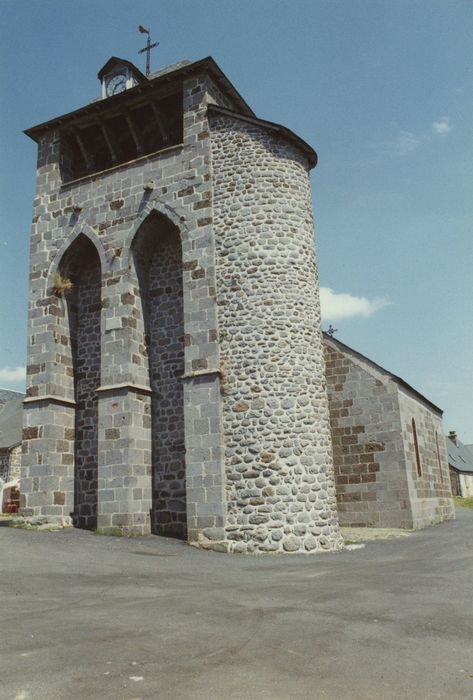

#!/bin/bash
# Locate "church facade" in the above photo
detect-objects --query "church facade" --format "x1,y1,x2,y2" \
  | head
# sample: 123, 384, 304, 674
20, 56, 341, 553
324, 334, 454, 529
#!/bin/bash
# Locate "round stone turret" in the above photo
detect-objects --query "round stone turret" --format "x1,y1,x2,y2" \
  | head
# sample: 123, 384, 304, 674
210, 108, 342, 553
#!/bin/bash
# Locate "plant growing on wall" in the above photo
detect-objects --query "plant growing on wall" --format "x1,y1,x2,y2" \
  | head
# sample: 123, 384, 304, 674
52, 272, 73, 296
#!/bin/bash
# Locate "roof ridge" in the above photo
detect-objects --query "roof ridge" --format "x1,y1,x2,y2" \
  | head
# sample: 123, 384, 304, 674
323, 332, 443, 415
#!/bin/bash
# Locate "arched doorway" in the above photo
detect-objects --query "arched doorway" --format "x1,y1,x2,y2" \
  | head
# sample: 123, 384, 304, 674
58, 234, 101, 529
131, 212, 186, 539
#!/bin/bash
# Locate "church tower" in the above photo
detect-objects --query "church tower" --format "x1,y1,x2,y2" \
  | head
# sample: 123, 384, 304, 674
21, 53, 341, 552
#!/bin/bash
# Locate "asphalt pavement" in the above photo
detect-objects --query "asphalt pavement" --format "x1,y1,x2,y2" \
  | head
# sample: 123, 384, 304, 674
1, 509, 472, 700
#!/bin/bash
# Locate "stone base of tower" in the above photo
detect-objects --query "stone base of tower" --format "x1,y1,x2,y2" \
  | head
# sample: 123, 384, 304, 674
20, 399, 76, 521
95, 519, 150, 537
190, 527, 343, 554
95, 387, 153, 538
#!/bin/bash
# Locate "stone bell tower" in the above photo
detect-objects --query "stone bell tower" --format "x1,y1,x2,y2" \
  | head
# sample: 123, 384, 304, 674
21, 54, 341, 553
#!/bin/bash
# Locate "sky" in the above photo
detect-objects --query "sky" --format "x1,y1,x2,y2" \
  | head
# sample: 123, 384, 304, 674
0, 0, 472, 440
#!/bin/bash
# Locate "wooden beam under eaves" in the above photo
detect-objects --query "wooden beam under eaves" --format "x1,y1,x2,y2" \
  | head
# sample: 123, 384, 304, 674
99, 121, 118, 163
70, 127, 93, 171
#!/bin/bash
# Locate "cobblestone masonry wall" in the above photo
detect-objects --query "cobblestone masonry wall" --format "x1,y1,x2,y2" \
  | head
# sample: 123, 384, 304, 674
210, 113, 342, 553
21, 72, 228, 535
398, 390, 454, 527
324, 339, 413, 528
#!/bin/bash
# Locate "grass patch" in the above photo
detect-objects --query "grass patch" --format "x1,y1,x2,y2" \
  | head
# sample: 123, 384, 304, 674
8, 520, 28, 529
454, 496, 473, 510
8, 521, 60, 531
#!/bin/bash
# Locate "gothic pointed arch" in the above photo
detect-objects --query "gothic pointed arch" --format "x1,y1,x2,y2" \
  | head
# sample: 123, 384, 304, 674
48, 221, 108, 285
130, 209, 187, 538
123, 199, 189, 271
56, 233, 102, 530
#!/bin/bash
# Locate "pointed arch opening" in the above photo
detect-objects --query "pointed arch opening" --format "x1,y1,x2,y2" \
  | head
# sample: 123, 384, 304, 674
58, 234, 101, 529
131, 212, 186, 539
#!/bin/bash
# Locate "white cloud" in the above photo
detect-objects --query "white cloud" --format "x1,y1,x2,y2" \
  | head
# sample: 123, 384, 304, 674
320, 287, 390, 321
432, 116, 451, 134
0, 366, 26, 387
383, 116, 451, 158
393, 130, 422, 155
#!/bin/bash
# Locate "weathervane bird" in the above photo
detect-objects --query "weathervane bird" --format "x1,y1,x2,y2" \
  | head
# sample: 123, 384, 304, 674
138, 25, 158, 76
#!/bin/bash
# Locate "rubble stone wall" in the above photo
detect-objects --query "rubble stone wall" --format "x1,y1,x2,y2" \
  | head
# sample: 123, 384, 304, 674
210, 112, 341, 553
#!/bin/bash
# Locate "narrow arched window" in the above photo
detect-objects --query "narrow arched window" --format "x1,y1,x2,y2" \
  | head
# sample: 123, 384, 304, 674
435, 431, 444, 482
412, 418, 422, 478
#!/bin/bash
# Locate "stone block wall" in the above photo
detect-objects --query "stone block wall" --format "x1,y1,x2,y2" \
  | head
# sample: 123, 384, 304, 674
11, 446, 21, 479
57, 234, 102, 529
210, 112, 341, 553
132, 218, 187, 538
324, 338, 412, 528
324, 337, 455, 529
21, 70, 229, 537
22, 400, 76, 518
398, 390, 455, 527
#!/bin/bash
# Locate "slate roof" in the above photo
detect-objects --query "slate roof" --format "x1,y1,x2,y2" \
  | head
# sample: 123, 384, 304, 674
0, 389, 23, 407
25, 56, 256, 142
446, 436, 473, 474
0, 397, 24, 450
97, 56, 147, 82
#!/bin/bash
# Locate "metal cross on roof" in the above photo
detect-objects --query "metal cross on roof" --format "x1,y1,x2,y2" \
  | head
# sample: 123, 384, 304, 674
138, 26, 158, 77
